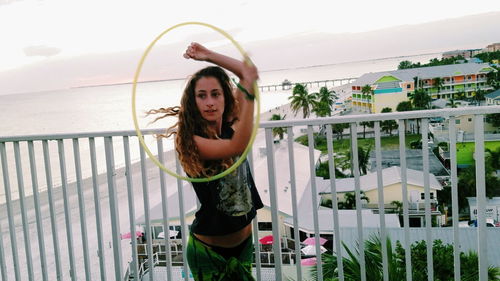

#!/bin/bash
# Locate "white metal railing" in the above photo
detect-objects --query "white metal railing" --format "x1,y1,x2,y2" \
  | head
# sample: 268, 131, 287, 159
0, 106, 499, 281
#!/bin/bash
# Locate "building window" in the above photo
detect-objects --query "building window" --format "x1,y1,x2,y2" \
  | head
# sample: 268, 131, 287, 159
420, 193, 435, 200
407, 84, 411, 89
258, 222, 273, 231
456, 119, 461, 124
468, 118, 472, 122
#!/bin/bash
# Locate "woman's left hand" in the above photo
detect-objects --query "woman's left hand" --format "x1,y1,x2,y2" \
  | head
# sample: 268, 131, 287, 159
183, 42, 211, 61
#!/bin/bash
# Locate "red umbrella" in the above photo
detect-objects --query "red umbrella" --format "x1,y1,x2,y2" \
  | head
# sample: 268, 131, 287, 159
302, 237, 327, 246
258, 235, 274, 245
301, 257, 317, 266
120, 231, 143, 240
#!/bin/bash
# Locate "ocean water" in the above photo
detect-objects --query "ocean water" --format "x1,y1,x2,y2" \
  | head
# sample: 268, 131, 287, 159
0, 52, 439, 202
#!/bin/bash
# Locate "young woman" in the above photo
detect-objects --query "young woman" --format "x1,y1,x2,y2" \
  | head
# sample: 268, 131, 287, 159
148, 42, 263, 280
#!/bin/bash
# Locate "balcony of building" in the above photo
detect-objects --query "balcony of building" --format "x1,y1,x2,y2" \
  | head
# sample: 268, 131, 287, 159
0, 106, 499, 281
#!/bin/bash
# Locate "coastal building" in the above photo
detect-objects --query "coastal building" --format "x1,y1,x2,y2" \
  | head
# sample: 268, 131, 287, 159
442, 49, 482, 59
283, 209, 400, 237
351, 62, 496, 113
317, 166, 443, 227
485, 89, 500, 105
467, 197, 500, 224
486, 43, 500, 53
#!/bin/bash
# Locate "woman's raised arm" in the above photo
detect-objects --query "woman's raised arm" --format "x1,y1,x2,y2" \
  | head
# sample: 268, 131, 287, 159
184, 42, 258, 160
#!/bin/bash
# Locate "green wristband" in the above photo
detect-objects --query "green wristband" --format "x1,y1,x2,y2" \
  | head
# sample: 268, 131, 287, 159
231, 78, 255, 100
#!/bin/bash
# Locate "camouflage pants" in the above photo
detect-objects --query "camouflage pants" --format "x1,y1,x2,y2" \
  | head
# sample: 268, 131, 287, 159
186, 233, 255, 281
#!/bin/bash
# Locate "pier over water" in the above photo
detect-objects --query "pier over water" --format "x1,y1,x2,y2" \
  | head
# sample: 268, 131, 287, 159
258, 77, 357, 91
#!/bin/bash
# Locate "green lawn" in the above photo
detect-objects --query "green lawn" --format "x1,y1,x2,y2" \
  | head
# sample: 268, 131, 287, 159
456, 141, 500, 166
296, 133, 422, 155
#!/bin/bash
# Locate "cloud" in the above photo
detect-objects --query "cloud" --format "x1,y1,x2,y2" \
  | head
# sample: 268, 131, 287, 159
23, 45, 62, 57
0, 0, 24, 6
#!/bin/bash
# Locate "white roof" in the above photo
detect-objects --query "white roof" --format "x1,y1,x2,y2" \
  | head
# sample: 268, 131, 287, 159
136, 182, 198, 224
354, 62, 494, 86
317, 166, 443, 194
284, 209, 400, 233
252, 140, 321, 216
467, 197, 500, 206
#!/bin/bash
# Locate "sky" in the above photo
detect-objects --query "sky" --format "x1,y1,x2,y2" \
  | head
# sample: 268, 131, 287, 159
1, 0, 500, 94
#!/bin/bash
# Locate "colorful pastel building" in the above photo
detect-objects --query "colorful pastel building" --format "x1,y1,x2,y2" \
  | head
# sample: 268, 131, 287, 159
351, 63, 496, 113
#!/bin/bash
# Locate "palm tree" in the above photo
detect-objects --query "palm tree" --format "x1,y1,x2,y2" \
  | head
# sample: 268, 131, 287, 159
390, 200, 403, 214
312, 86, 337, 117
269, 113, 286, 140
433, 77, 444, 98
409, 89, 431, 134
338, 191, 370, 209
454, 91, 467, 101
396, 101, 413, 133
486, 70, 500, 90
312, 235, 500, 281
410, 89, 431, 110
473, 89, 486, 103
398, 60, 413, 70
413, 76, 423, 90
359, 121, 374, 138
331, 123, 349, 140
361, 84, 373, 96
486, 147, 500, 171
361, 84, 374, 112
446, 98, 460, 108
289, 83, 315, 118
338, 145, 372, 176
311, 235, 406, 281
380, 107, 398, 136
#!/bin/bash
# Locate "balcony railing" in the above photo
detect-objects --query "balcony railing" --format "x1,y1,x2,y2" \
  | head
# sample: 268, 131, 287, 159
0, 106, 499, 281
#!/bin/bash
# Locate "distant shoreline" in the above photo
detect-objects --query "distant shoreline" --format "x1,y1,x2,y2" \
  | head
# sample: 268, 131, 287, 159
71, 51, 441, 90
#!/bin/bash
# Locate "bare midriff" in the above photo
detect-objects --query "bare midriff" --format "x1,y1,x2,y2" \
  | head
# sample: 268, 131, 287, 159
193, 223, 252, 248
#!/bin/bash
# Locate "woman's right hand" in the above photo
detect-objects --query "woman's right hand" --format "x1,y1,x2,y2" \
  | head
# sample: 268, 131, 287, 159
240, 60, 259, 85
183, 42, 211, 61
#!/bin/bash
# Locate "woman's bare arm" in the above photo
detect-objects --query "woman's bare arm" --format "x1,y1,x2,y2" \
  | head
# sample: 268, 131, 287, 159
184, 42, 258, 160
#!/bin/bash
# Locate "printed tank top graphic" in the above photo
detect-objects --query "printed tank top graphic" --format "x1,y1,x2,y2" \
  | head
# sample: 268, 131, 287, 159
216, 157, 253, 216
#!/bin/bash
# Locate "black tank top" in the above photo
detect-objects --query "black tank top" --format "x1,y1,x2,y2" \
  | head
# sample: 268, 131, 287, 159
190, 124, 264, 236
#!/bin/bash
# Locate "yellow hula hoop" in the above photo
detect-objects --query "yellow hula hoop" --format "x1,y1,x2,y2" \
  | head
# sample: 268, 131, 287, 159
132, 21, 261, 182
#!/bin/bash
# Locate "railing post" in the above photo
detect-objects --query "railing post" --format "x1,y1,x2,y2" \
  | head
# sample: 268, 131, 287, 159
326, 124, 344, 281
287, 127, 302, 281
350, 123, 366, 281
0, 142, 22, 281
374, 122, 389, 281
104, 136, 123, 280
398, 120, 412, 281
474, 114, 488, 281
27, 141, 49, 281
89, 137, 107, 281
72, 138, 92, 281
175, 158, 189, 281
13, 141, 35, 281
156, 138, 173, 281
264, 128, 283, 280
248, 147, 263, 281
42, 140, 63, 281
307, 125, 324, 281
421, 118, 434, 281
57, 139, 77, 281
138, 144, 154, 281
448, 117, 461, 280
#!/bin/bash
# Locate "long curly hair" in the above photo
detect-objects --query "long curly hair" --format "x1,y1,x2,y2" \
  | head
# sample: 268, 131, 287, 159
146, 66, 238, 177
